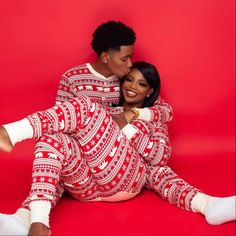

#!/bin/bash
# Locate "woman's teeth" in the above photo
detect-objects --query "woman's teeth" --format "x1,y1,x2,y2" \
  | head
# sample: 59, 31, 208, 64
126, 90, 137, 97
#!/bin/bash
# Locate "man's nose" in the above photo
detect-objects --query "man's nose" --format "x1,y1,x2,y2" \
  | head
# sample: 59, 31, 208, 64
127, 58, 132, 68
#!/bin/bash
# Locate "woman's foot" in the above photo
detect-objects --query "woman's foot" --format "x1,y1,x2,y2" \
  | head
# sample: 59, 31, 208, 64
192, 193, 236, 225
204, 196, 236, 225
28, 222, 51, 236
0, 126, 13, 152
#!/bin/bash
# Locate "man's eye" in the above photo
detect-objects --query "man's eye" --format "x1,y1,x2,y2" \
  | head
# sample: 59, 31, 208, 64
121, 58, 128, 62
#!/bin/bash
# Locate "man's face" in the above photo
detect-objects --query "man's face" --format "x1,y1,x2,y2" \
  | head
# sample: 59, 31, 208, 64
106, 45, 134, 78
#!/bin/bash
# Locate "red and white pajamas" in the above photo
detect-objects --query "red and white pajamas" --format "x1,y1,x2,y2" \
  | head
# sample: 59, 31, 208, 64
20, 63, 199, 213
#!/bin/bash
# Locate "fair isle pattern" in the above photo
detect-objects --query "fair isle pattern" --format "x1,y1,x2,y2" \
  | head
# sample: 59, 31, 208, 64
55, 63, 173, 123
149, 97, 174, 123
20, 63, 198, 211
23, 95, 200, 212
130, 120, 171, 167
56, 63, 120, 107
145, 165, 200, 211
26, 96, 146, 202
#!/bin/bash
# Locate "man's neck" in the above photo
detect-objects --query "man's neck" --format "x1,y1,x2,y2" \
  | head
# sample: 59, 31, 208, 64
90, 60, 113, 78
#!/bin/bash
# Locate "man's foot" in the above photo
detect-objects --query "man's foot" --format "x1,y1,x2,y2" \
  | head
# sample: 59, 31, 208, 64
0, 126, 13, 152
28, 222, 51, 236
0, 213, 28, 235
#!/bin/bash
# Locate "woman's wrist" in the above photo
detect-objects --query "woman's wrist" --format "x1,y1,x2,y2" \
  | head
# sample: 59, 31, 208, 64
124, 110, 136, 123
130, 108, 140, 120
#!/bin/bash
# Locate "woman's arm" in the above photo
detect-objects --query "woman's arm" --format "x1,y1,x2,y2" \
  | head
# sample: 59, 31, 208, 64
134, 97, 173, 123
122, 120, 172, 167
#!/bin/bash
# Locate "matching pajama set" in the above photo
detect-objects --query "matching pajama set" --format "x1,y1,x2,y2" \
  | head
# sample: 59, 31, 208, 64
20, 63, 199, 213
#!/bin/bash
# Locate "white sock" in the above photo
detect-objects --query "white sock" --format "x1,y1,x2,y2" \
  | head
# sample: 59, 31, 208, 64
0, 209, 30, 235
192, 193, 236, 225
29, 201, 51, 228
15, 208, 30, 228
3, 118, 33, 146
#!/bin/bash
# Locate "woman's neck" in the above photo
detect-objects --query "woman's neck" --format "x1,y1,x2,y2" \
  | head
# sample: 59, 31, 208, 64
124, 103, 143, 111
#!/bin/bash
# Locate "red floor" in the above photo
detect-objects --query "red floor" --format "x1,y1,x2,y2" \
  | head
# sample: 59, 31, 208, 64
0, 141, 235, 235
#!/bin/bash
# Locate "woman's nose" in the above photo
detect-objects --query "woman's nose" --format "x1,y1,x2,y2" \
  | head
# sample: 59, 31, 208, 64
130, 82, 137, 89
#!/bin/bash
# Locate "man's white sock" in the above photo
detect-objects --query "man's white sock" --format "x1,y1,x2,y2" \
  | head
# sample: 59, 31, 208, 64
192, 193, 236, 225
0, 208, 30, 235
3, 118, 33, 146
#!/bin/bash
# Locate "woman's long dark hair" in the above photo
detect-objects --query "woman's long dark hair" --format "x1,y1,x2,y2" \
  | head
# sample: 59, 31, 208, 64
118, 61, 161, 107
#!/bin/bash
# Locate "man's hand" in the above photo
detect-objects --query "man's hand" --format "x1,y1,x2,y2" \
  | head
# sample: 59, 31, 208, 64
0, 126, 13, 152
28, 222, 51, 236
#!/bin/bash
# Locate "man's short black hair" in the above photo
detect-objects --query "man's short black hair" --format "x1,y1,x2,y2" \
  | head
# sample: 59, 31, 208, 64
91, 20, 136, 55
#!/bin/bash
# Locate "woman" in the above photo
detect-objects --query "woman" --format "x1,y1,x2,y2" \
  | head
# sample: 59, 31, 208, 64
0, 62, 235, 235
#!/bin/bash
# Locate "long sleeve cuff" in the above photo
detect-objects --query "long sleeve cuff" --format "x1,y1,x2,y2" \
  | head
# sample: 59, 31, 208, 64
135, 108, 151, 121
121, 123, 138, 140
3, 118, 33, 146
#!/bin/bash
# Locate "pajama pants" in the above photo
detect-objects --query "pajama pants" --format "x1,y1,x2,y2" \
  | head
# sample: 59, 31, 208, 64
22, 95, 146, 207
20, 95, 199, 211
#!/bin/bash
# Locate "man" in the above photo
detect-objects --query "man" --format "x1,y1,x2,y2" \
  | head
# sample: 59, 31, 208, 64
0, 20, 172, 235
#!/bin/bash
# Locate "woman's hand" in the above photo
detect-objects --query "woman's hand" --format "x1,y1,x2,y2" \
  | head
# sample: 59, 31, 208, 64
111, 110, 136, 129
111, 113, 127, 129
124, 110, 136, 123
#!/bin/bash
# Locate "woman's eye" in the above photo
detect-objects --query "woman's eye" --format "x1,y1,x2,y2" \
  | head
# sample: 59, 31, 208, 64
139, 83, 148, 87
125, 77, 132, 82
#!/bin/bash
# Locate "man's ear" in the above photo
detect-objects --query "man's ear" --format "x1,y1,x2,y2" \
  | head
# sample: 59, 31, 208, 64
101, 52, 109, 64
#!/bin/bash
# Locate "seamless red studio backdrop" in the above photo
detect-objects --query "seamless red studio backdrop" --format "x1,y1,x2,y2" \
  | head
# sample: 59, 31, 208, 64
0, 1, 234, 165
0, 0, 235, 235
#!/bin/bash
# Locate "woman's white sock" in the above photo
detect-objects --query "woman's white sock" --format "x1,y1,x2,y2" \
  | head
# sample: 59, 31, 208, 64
204, 195, 236, 225
192, 193, 236, 225
3, 118, 33, 146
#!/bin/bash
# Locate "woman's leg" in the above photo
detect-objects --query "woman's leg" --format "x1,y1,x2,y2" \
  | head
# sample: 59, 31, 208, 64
146, 165, 236, 225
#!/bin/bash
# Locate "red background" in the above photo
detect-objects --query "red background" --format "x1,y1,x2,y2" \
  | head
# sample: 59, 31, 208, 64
0, 0, 235, 235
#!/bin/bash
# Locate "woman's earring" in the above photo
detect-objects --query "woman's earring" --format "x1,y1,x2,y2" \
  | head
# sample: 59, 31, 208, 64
146, 94, 150, 97
104, 60, 108, 64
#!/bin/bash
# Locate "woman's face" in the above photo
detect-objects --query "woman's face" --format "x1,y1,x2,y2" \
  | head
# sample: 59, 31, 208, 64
105, 45, 134, 78
122, 68, 154, 108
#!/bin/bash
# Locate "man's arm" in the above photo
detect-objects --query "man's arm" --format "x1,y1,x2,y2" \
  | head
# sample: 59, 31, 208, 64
55, 75, 76, 104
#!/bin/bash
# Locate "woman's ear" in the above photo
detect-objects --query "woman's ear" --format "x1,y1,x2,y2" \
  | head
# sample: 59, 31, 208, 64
147, 88, 154, 97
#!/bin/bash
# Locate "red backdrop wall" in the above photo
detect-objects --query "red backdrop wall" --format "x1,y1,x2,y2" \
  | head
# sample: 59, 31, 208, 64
0, 0, 235, 156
